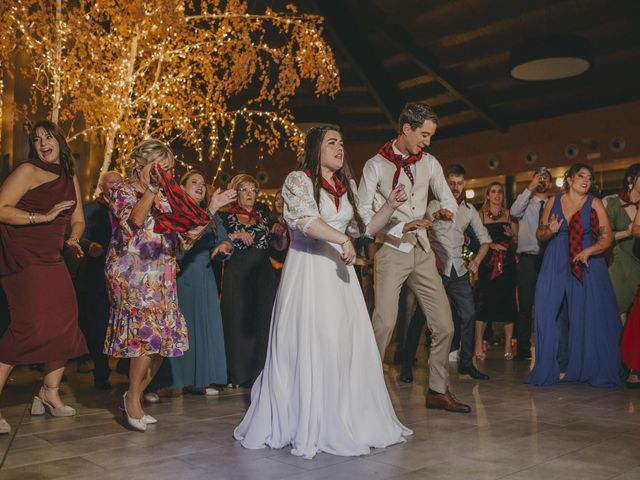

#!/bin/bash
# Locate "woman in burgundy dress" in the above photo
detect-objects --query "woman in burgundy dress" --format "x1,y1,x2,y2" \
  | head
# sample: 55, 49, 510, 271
0, 120, 88, 435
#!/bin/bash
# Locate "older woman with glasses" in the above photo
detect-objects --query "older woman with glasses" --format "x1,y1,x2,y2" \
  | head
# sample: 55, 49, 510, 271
221, 174, 288, 388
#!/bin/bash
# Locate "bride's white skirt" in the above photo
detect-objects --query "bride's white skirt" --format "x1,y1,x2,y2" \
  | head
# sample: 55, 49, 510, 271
233, 239, 412, 459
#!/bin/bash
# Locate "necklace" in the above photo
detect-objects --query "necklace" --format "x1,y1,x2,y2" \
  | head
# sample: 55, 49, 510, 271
485, 207, 504, 221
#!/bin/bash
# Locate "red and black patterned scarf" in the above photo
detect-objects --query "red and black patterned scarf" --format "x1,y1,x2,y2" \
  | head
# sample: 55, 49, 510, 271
489, 241, 510, 280
378, 139, 421, 189
229, 205, 263, 224
568, 208, 599, 282
619, 190, 639, 208
304, 169, 346, 209
152, 165, 211, 234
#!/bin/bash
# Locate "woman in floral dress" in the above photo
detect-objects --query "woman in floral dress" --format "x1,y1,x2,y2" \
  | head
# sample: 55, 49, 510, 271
104, 139, 211, 431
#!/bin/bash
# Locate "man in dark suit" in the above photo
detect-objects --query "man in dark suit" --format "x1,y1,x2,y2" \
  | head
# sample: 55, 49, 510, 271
76, 171, 122, 390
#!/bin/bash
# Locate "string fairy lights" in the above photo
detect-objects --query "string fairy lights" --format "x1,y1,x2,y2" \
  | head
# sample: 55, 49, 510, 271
1, 0, 339, 178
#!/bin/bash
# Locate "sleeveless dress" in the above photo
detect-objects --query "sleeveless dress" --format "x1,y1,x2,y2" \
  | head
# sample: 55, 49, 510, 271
605, 194, 640, 313
234, 171, 411, 459
476, 221, 517, 324
526, 194, 621, 387
0, 159, 87, 364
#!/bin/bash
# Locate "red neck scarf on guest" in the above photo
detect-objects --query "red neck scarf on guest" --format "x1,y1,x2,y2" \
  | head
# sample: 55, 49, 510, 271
152, 165, 211, 234
619, 190, 639, 208
455, 193, 466, 206
229, 205, 263, 223
378, 139, 422, 189
304, 169, 346, 209
568, 208, 599, 283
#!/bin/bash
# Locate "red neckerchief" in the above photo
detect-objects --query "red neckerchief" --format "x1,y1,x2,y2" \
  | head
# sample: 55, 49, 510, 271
378, 139, 421, 189
229, 205, 263, 223
489, 241, 509, 280
153, 165, 211, 234
304, 169, 346, 209
619, 190, 639, 208
568, 208, 599, 283
456, 193, 466, 206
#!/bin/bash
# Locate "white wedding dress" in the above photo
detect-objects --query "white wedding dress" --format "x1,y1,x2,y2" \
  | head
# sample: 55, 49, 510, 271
234, 171, 412, 459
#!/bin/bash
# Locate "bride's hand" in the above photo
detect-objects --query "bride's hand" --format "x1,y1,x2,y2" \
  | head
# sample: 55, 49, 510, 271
340, 238, 356, 266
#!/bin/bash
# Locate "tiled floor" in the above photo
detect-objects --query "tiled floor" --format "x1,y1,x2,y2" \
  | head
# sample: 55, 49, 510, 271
0, 353, 639, 480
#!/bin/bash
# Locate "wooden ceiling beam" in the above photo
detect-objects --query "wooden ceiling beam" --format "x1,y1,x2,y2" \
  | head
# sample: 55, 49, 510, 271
312, 0, 406, 129
377, 27, 506, 131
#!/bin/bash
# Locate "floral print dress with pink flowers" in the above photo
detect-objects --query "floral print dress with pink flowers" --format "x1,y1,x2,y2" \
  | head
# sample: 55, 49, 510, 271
103, 183, 188, 358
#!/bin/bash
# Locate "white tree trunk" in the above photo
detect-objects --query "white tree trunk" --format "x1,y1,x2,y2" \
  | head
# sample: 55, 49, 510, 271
50, 0, 62, 123
99, 33, 140, 175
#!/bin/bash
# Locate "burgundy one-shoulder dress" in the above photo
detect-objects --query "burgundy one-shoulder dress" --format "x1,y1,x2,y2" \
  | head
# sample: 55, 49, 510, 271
0, 159, 87, 364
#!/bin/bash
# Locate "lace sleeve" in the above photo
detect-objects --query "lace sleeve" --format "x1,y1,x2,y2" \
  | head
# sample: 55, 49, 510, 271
282, 171, 320, 235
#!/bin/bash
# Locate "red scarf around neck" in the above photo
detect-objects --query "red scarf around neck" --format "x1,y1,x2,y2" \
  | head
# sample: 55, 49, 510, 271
568, 207, 600, 283
304, 169, 347, 209
229, 205, 263, 223
378, 139, 422, 189
153, 165, 211, 234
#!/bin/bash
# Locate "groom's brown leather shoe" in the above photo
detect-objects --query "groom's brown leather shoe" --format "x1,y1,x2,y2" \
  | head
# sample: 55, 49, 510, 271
425, 389, 471, 413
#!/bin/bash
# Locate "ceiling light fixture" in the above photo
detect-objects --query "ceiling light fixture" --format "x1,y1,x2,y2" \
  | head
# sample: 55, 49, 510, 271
510, 35, 592, 81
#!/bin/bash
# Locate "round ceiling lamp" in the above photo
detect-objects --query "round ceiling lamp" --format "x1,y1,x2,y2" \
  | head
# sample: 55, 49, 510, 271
510, 35, 592, 81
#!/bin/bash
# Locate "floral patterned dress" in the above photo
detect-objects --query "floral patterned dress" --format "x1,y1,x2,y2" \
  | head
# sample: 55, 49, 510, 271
103, 183, 188, 358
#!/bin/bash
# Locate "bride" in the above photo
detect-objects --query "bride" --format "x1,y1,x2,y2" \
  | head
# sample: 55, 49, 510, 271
234, 126, 412, 459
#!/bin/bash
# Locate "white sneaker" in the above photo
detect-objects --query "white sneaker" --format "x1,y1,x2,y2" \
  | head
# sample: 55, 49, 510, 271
449, 350, 459, 362
143, 392, 160, 404
0, 416, 10, 435
205, 387, 219, 396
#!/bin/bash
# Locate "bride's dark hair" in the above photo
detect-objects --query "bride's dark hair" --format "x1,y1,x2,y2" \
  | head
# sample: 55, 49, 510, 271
299, 126, 365, 234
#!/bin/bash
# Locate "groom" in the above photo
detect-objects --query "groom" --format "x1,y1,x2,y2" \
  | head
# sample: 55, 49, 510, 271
358, 102, 470, 413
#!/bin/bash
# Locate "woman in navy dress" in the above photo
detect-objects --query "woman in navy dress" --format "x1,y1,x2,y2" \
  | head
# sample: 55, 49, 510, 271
169, 171, 236, 394
527, 163, 621, 387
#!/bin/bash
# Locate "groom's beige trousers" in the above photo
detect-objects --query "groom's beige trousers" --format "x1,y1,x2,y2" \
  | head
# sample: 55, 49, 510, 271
373, 243, 453, 394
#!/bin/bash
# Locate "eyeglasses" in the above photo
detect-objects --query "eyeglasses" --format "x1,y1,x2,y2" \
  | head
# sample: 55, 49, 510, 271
238, 187, 259, 193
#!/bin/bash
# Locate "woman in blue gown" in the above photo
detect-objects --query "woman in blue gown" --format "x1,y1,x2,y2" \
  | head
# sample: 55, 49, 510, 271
169, 172, 235, 393
527, 163, 621, 387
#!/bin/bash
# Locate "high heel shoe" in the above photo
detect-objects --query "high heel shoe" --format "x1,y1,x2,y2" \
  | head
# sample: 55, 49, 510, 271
0, 411, 10, 435
120, 392, 146, 432
504, 351, 514, 360
141, 414, 157, 425
475, 351, 486, 361
31, 385, 76, 417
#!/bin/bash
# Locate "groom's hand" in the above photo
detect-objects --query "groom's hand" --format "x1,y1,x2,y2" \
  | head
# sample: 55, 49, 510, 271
402, 219, 432, 233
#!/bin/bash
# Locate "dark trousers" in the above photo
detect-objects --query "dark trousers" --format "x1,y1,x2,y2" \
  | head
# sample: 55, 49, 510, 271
516, 254, 541, 356
403, 268, 476, 369
78, 291, 110, 383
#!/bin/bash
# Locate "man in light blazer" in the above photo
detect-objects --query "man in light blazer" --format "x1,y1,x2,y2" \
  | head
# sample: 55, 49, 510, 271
358, 102, 470, 413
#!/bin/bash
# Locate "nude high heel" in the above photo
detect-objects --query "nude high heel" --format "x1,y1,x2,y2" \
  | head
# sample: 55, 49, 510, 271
31, 385, 76, 417
0, 411, 10, 435
120, 392, 146, 432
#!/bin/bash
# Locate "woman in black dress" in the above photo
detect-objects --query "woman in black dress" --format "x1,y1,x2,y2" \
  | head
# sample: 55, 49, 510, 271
474, 182, 518, 360
221, 174, 288, 387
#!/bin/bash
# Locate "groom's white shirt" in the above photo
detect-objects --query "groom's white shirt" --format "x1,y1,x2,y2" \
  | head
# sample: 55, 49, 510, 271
357, 141, 457, 253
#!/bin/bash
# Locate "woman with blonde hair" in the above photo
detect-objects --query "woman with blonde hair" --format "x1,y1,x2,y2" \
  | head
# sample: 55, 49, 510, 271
104, 139, 215, 431
474, 182, 518, 360
220, 174, 288, 388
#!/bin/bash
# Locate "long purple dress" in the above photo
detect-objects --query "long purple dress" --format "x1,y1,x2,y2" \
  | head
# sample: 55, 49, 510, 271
527, 194, 621, 387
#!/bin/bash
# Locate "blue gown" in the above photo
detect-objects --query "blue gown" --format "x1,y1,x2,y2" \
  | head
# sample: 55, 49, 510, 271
526, 194, 621, 387
169, 215, 230, 388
